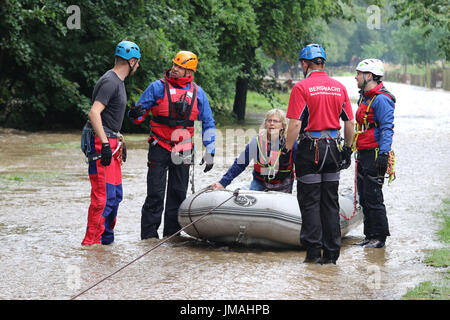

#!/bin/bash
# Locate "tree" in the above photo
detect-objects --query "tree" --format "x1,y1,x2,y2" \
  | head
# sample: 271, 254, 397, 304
391, 0, 449, 60
231, 0, 354, 121
0, 0, 238, 129
0, 0, 160, 130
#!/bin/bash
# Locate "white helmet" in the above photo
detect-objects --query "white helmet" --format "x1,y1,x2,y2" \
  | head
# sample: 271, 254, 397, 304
356, 59, 384, 77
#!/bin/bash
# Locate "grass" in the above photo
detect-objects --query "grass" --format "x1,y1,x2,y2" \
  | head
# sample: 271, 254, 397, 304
245, 90, 290, 113
403, 279, 450, 300
403, 199, 450, 300
214, 90, 291, 128
0, 171, 68, 182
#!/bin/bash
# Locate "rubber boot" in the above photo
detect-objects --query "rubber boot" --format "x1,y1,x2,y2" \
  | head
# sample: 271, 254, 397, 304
303, 248, 322, 264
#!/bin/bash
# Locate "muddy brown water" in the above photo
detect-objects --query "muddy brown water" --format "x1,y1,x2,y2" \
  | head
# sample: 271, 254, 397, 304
0, 79, 449, 300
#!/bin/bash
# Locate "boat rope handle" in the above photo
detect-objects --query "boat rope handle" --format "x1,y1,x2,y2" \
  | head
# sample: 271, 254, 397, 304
71, 188, 240, 300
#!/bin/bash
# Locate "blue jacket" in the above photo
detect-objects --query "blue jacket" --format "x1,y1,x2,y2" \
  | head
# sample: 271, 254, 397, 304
356, 83, 395, 154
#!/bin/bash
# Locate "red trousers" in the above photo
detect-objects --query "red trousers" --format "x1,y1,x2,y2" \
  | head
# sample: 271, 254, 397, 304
82, 136, 123, 245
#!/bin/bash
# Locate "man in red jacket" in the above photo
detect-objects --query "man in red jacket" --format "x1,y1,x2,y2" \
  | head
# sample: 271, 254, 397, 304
283, 44, 354, 264
353, 58, 395, 249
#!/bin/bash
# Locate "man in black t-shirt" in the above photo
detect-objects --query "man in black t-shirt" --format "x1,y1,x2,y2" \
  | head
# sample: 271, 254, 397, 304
81, 40, 141, 246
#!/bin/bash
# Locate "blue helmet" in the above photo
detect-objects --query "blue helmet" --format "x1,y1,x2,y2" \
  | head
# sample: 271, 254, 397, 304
299, 44, 326, 61
115, 41, 141, 60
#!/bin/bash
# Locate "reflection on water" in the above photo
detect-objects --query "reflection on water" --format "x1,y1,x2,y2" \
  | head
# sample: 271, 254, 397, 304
0, 79, 450, 300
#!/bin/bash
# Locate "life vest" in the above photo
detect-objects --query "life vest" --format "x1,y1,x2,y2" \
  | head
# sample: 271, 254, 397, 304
149, 78, 199, 152
253, 135, 293, 183
354, 82, 395, 151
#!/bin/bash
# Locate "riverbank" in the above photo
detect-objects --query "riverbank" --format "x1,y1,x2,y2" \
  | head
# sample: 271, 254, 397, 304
403, 198, 450, 300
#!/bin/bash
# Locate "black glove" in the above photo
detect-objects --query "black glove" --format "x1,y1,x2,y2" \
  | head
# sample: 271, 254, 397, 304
340, 145, 353, 170
279, 146, 292, 168
200, 153, 214, 173
128, 100, 144, 120
101, 142, 112, 166
375, 152, 389, 177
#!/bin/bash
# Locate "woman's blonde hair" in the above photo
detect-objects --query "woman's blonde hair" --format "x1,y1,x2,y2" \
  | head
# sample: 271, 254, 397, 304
259, 108, 288, 138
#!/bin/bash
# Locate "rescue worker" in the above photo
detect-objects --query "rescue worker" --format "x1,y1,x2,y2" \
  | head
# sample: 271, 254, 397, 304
353, 58, 395, 249
211, 109, 297, 193
283, 44, 354, 264
81, 40, 141, 245
130, 50, 216, 239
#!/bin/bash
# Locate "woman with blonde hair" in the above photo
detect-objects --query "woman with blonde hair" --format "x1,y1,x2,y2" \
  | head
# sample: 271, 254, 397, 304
212, 108, 297, 193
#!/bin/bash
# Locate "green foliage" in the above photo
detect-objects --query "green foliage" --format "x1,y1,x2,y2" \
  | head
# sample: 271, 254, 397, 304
392, 24, 445, 65
391, 0, 450, 60
0, 0, 256, 130
7, 0, 434, 130
244, 90, 290, 113
315, 0, 447, 67
403, 279, 450, 300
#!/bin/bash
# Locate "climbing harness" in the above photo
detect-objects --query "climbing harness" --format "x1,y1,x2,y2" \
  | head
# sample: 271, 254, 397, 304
80, 122, 124, 164
299, 130, 341, 172
71, 187, 240, 300
352, 95, 377, 153
255, 135, 282, 182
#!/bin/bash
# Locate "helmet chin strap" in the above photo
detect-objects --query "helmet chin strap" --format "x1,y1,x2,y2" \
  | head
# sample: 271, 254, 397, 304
302, 61, 310, 78
127, 59, 137, 76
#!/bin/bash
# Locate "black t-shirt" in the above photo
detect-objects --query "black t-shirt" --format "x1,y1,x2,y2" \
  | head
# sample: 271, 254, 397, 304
91, 70, 127, 132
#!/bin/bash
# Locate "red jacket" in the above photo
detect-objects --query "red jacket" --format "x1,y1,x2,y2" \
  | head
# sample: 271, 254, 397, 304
355, 82, 395, 152
149, 78, 199, 152
286, 71, 353, 130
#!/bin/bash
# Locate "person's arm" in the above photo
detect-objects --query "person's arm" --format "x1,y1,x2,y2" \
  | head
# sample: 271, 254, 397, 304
212, 138, 254, 189
131, 80, 164, 124
285, 84, 306, 151
196, 87, 216, 155
88, 100, 113, 166
373, 95, 395, 154
88, 101, 108, 144
343, 119, 355, 148
340, 87, 355, 148
285, 119, 302, 151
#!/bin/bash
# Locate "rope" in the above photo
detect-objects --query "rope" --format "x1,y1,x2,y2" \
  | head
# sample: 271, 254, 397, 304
387, 150, 396, 184
70, 188, 240, 300
187, 187, 212, 237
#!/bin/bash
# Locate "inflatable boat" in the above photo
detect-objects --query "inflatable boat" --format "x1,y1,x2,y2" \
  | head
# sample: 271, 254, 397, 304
178, 188, 363, 249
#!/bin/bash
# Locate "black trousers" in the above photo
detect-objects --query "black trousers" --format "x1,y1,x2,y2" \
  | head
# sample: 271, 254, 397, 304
295, 138, 342, 260
357, 149, 390, 242
141, 143, 190, 239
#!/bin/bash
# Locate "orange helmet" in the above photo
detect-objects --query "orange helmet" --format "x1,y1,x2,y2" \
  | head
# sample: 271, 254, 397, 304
173, 51, 198, 72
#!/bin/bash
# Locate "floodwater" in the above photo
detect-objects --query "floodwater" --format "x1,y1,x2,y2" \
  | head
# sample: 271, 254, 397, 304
0, 77, 449, 301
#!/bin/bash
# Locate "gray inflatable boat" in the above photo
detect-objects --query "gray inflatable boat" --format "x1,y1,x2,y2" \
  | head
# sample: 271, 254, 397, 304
178, 188, 363, 248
